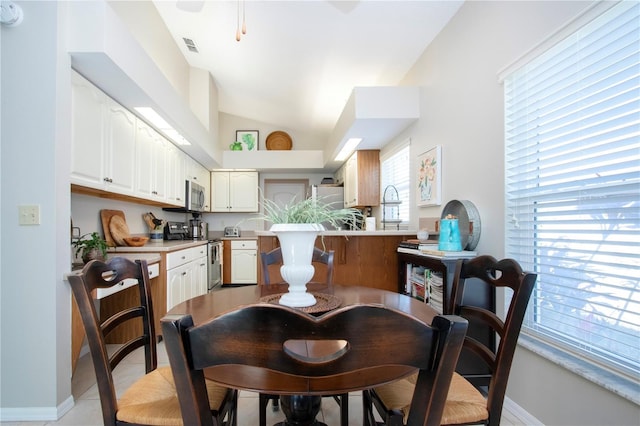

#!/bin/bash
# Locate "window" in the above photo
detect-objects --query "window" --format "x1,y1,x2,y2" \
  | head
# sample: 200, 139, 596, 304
504, 1, 639, 379
381, 142, 410, 224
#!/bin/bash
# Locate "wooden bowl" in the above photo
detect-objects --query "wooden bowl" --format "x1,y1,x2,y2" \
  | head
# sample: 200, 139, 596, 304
123, 236, 149, 247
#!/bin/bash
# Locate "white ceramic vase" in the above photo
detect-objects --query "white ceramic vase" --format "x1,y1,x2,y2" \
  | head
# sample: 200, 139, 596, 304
270, 223, 325, 307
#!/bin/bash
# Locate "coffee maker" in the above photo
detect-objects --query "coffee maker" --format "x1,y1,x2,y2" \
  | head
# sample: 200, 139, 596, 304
188, 213, 208, 240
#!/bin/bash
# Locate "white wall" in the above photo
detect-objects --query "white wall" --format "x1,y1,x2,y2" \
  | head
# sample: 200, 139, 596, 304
395, 1, 639, 425
1, 1, 73, 419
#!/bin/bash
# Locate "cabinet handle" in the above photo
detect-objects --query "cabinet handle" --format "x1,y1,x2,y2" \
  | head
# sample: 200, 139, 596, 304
182, 272, 187, 276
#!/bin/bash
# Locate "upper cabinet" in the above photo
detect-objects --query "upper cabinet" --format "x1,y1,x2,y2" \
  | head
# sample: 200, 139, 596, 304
70, 71, 198, 208
71, 72, 136, 196
342, 150, 380, 208
186, 156, 211, 212
211, 171, 259, 212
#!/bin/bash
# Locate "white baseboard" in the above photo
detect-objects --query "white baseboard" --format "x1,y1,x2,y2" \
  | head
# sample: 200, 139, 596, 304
0, 395, 74, 422
504, 396, 545, 426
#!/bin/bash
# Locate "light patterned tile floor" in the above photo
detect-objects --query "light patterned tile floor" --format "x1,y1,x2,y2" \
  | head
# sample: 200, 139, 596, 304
1, 342, 524, 425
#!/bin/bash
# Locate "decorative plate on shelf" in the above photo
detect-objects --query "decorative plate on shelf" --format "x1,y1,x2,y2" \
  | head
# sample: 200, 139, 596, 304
265, 131, 293, 150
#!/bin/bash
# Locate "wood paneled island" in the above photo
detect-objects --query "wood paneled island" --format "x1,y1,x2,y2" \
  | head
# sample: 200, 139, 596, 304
256, 230, 416, 292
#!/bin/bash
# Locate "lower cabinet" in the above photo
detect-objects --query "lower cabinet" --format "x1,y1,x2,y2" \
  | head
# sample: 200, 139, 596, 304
230, 240, 257, 284
166, 245, 208, 310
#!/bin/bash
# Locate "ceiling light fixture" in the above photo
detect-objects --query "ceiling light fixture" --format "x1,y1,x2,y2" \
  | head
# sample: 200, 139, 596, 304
236, 0, 246, 42
134, 107, 191, 146
334, 138, 362, 161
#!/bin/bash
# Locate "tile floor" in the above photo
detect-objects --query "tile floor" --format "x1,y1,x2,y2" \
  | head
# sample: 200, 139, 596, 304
1, 342, 528, 425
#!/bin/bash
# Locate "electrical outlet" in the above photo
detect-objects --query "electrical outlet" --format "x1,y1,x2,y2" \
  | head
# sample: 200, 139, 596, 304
18, 205, 40, 225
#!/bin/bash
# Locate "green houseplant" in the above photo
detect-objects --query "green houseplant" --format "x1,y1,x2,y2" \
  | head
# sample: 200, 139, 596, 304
258, 195, 363, 307
72, 232, 108, 263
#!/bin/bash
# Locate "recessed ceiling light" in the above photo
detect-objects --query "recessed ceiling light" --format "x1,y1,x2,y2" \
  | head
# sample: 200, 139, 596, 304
334, 138, 362, 161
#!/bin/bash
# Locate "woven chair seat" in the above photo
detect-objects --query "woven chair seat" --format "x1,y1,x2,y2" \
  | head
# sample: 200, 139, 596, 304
373, 372, 488, 425
117, 366, 230, 425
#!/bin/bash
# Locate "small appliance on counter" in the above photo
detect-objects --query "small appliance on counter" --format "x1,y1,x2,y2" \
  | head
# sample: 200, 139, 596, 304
224, 226, 241, 238
187, 213, 208, 240
164, 221, 188, 240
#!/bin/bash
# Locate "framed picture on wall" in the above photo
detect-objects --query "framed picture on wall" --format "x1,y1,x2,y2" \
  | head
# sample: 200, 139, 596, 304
234, 130, 259, 151
416, 145, 442, 206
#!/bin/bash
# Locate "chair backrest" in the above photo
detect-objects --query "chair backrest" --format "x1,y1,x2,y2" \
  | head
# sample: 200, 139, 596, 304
67, 257, 156, 426
447, 255, 537, 426
261, 246, 334, 285
162, 304, 468, 426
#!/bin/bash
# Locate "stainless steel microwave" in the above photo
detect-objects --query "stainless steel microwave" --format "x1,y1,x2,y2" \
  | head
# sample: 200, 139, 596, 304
185, 180, 205, 212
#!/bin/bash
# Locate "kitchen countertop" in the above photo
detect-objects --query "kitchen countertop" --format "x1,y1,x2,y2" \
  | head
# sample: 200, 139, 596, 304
255, 229, 417, 237
107, 239, 208, 253
69, 252, 162, 273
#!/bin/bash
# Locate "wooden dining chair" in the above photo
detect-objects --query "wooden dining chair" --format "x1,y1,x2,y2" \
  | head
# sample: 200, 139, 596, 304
366, 255, 537, 426
162, 303, 468, 426
68, 257, 237, 426
259, 245, 343, 424
261, 246, 335, 286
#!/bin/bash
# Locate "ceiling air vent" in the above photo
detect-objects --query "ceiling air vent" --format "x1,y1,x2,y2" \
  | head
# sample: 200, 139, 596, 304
182, 37, 198, 53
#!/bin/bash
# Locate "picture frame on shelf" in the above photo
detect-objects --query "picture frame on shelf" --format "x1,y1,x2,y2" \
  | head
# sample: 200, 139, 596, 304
234, 130, 259, 151
416, 145, 442, 207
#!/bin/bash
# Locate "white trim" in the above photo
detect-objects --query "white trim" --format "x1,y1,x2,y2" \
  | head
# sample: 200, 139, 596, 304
503, 396, 545, 426
0, 395, 74, 421
380, 137, 411, 161
497, 0, 620, 82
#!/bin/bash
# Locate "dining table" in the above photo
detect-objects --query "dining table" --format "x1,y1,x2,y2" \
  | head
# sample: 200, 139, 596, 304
165, 283, 439, 426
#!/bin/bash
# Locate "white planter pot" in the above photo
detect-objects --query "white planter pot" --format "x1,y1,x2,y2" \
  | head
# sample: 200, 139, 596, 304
270, 223, 325, 307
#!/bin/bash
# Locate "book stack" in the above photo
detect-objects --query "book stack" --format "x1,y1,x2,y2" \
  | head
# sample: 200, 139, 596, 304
407, 265, 429, 302
427, 271, 444, 313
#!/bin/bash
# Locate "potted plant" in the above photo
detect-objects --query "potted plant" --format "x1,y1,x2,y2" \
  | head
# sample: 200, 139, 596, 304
259, 196, 363, 307
72, 232, 108, 264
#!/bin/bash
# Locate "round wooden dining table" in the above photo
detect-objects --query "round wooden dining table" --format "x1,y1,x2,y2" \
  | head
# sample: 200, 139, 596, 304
165, 283, 439, 425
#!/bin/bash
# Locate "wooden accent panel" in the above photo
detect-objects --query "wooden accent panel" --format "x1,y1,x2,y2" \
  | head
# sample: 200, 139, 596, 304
257, 234, 413, 292
355, 150, 380, 207
71, 297, 84, 374
223, 240, 232, 284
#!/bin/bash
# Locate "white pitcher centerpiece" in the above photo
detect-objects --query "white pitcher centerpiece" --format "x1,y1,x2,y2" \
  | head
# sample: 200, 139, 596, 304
261, 195, 363, 308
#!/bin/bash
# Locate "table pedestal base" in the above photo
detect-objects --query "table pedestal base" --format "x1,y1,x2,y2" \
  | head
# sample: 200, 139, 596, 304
275, 395, 327, 426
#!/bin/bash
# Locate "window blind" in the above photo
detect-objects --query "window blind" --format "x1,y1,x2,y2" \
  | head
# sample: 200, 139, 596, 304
381, 142, 410, 223
504, 1, 640, 377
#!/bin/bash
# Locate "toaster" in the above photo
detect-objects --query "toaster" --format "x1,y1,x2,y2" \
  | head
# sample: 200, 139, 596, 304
224, 226, 241, 238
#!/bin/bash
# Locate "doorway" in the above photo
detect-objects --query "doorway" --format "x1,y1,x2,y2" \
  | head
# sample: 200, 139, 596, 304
263, 179, 309, 229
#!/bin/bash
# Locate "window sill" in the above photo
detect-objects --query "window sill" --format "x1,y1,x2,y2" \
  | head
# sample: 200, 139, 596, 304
518, 333, 639, 405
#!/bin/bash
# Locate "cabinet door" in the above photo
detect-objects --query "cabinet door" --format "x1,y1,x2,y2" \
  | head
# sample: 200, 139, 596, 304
135, 120, 156, 198
211, 171, 231, 211
229, 171, 259, 212
167, 264, 186, 311
344, 154, 358, 207
104, 98, 136, 195
193, 256, 208, 297
165, 143, 185, 206
71, 73, 106, 188
231, 249, 257, 283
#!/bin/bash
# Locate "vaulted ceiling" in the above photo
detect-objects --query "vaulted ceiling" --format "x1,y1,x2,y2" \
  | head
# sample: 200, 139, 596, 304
151, 1, 464, 151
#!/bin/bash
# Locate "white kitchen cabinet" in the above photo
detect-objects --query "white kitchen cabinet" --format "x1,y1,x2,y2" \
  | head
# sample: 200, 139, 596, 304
230, 240, 257, 283
166, 245, 208, 310
186, 157, 211, 211
211, 171, 259, 212
135, 120, 169, 202
343, 150, 380, 208
71, 72, 136, 196
165, 143, 186, 207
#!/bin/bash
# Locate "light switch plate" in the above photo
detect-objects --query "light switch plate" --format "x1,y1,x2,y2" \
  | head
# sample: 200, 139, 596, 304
18, 205, 40, 225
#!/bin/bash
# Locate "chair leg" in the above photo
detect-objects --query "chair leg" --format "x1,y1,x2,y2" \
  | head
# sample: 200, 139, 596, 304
259, 393, 269, 426
339, 393, 348, 426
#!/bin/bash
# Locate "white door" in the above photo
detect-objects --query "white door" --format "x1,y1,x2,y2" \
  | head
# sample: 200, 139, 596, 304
263, 180, 309, 229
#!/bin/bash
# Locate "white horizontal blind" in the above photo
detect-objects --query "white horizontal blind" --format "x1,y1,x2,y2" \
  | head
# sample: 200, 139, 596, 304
381, 143, 410, 223
504, 1, 640, 377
